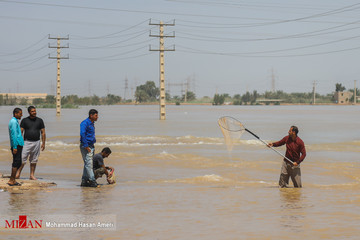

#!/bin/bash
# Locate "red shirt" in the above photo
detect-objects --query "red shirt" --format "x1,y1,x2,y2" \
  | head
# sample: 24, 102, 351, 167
273, 135, 306, 164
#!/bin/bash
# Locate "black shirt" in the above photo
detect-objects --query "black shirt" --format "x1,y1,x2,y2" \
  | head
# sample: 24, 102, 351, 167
20, 117, 45, 141
93, 153, 104, 170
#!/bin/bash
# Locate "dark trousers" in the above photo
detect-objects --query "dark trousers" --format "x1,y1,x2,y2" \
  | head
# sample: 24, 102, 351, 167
279, 161, 302, 188
11, 145, 23, 169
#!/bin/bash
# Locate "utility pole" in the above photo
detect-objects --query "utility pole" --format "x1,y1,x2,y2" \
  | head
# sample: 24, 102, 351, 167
354, 80, 357, 105
184, 77, 191, 103
124, 77, 128, 101
271, 68, 276, 93
312, 81, 317, 105
106, 83, 110, 95
48, 35, 69, 116
149, 19, 175, 120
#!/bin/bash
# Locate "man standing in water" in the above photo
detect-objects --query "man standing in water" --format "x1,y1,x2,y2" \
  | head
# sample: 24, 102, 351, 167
8, 108, 24, 186
268, 126, 306, 188
18, 106, 46, 180
80, 109, 98, 187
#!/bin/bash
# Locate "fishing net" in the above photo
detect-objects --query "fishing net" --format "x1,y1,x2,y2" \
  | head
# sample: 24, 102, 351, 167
218, 116, 246, 151
218, 116, 294, 164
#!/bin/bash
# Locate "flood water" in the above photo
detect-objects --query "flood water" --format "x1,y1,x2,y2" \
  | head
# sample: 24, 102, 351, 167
0, 105, 359, 239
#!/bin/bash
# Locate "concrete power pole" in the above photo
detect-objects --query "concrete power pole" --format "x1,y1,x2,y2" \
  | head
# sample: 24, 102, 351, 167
124, 77, 128, 101
184, 77, 191, 103
48, 35, 69, 116
312, 81, 317, 105
149, 20, 175, 120
354, 80, 357, 105
271, 68, 276, 93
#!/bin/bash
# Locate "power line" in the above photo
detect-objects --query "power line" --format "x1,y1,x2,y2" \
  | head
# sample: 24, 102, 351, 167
3, 62, 53, 73
2, 0, 359, 22
0, 45, 49, 64
166, 0, 343, 11
71, 19, 151, 40
71, 30, 151, 49
177, 20, 360, 42
72, 38, 156, 50
72, 45, 149, 61
177, 43, 360, 58
0, 35, 48, 56
0, 54, 49, 71
0, 15, 146, 28
177, 34, 360, 56
72, 52, 155, 61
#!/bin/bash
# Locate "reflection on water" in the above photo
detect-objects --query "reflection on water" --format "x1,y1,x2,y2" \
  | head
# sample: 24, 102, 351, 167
78, 186, 116, 216
279, 188, 305, 232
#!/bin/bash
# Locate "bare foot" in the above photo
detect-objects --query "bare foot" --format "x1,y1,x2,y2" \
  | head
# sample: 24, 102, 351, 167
29, 176, 37, 180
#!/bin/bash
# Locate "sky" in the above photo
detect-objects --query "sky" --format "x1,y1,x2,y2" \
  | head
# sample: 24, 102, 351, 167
1, 0, 360, 98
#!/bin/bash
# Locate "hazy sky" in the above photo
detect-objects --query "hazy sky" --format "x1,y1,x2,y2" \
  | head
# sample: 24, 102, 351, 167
1, 0, 360, 98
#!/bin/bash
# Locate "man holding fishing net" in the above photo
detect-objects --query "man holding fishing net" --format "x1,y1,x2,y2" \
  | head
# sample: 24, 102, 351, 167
218, 117, 306, 188
268, 126, 306, 188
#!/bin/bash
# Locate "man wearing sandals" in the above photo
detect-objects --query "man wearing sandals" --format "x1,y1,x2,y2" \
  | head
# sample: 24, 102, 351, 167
8, 108, 24, 186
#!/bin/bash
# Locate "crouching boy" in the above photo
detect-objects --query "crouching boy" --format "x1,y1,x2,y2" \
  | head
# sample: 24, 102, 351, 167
93, 147, 115, 184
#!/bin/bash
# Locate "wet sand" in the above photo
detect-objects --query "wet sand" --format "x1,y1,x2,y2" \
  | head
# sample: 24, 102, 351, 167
0, 174, 56, 191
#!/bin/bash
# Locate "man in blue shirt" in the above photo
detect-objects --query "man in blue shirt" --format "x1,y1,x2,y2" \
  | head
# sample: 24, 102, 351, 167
8, 108, 24, 186
80, 109, 98, 187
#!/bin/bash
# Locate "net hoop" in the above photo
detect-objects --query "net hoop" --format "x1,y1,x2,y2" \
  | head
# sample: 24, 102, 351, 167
218, 116, 246, 132
218, 116, 246, 152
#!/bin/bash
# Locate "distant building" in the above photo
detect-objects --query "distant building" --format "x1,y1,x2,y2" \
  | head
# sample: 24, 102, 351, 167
0, 93, 47, 104
334, 91, 353, 104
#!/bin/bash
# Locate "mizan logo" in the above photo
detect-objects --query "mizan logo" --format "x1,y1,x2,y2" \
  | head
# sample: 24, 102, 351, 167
5, 215, 42, 229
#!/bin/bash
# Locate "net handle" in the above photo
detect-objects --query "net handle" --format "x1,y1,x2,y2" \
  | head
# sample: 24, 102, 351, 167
245, 129, 294, 164
219, 116, 294, 164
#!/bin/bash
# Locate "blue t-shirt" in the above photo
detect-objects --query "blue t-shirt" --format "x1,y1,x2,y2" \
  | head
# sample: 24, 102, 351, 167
80, 118, 96, 148
8, 117, 24, 149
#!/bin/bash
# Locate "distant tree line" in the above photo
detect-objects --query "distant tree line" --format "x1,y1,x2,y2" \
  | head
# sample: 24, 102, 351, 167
0, 94, 123, 107
1, 82, 358, 106
212, 82, 359, 105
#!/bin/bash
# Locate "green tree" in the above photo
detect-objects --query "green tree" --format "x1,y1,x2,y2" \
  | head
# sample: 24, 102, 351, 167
135, 81, 159, 102
105, 94, 121, 105
19, 98, 28, 105
182, 91, 196, 101
335, 83, 346, 92
91, 95, 101, 105
233, 94, 241, 100
213, 94, 225, 105
33, 98, 45, 105
63, 95, 79, 105
46, 95, 56, 104
241, 91, 251, 104
251, 90, 258, 104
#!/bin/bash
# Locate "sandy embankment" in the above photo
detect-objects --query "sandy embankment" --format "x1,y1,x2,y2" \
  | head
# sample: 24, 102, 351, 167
0, 173, 56, 191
